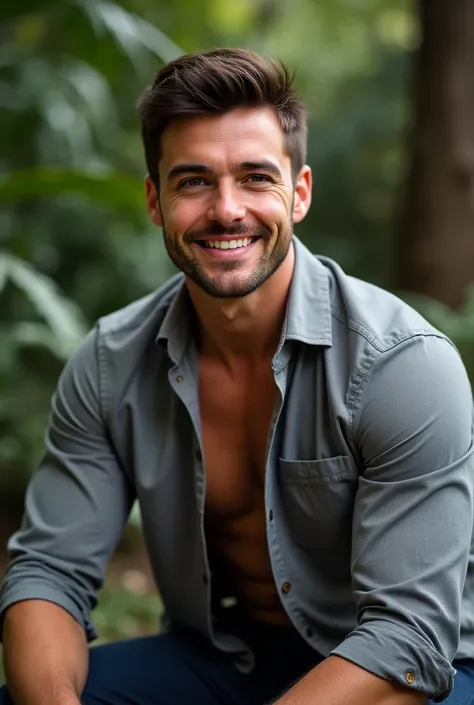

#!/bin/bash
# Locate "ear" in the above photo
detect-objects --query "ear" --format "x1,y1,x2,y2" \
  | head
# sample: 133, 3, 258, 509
145, 175, 163, 227
292, 166, 312, 224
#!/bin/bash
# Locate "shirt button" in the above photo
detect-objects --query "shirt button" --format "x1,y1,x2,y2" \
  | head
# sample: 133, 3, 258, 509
202, 574, 209, 586
305, 627, 313, 638
176, 375, 184, 383
195, 449, 202, 462
405, 671, 415, 685
281, 581, 291, 594
269, 509, 274, 521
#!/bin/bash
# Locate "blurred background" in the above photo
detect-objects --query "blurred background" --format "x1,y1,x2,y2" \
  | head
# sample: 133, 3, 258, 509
1, 0, 474, 658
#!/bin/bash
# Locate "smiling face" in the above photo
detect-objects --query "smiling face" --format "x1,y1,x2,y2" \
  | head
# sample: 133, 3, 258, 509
145, 107, 311, 299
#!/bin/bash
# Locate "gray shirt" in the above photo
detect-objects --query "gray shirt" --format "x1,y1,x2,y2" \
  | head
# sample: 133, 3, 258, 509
1, 237, 473, 702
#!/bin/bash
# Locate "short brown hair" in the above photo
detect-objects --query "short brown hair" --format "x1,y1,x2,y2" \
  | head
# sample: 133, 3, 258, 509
137, 48, 307, 185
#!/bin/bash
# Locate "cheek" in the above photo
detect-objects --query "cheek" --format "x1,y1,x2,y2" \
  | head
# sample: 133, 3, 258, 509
249, 192, 289, 224
166, 198, 204, 231
265, 206, 292, 235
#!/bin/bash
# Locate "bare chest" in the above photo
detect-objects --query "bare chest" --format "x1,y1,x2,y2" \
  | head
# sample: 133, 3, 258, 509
199, 361, 277, 520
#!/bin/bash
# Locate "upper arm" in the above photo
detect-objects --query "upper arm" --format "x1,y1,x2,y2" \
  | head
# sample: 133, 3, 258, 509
352, 334, 474, 652
331, 334, 474, 699
358, 334, 472, 481
1, 328, 135, 638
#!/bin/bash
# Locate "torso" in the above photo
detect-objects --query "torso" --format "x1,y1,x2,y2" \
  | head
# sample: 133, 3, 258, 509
199, 354, 291, 625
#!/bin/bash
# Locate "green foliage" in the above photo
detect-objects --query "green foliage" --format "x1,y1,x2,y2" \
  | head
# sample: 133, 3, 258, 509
0, 251, 88, 478
0, 251, 87, 357
0, 168, 144, 211
93, 584, 163, 643
0, 0, 181, 487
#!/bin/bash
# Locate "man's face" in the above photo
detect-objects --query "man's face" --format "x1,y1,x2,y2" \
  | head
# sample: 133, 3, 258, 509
145, 107, 311, 299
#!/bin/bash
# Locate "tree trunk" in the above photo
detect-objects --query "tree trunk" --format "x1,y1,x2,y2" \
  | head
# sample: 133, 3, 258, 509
396, 0, 474, 308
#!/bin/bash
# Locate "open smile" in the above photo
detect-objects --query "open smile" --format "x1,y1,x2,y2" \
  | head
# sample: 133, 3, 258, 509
194, 237, 260, 258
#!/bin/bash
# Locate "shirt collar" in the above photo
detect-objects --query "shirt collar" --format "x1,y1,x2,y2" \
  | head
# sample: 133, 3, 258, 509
156, 235, 333, 362
156, 279, 193, 364
284, 236, 332, 347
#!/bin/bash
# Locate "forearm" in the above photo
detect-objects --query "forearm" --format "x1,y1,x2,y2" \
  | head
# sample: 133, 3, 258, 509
2, 599, 89, 705
273, 655, 427, 705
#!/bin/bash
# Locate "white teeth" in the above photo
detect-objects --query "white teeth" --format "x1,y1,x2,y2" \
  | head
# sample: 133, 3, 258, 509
205, 237, 253, 249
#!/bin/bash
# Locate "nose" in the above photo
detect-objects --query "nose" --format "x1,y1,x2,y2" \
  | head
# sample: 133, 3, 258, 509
207, 182, 246, 225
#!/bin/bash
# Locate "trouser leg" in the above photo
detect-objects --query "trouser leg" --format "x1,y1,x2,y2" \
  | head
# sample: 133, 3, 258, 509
428, 660, 474, 705
83, 631, 261, 705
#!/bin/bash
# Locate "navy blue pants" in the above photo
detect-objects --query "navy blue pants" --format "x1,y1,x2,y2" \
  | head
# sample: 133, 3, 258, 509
1, 618, 474, 704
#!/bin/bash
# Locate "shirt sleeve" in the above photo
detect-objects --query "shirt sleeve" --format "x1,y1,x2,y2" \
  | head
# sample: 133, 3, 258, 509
330, 333, 474, 701
0, 328, 135, 642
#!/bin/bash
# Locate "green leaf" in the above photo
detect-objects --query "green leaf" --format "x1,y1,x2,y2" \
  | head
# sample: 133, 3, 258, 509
0, 0, 63, 24
0, 257, 7, 295
9, 321, 61, 356
0, 252, 88, 357
128, 502, 142, 527
0, 168, 145, 212
78, 0, 182, 68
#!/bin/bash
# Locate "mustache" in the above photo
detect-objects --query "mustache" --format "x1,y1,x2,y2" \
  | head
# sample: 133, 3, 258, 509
185, 223, 271, 243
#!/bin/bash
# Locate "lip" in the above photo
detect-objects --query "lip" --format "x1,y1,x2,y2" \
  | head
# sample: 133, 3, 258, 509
193, 238, 260, 259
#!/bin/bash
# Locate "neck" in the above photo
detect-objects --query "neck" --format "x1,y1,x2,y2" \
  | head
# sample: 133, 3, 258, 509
187, 244, 295, 369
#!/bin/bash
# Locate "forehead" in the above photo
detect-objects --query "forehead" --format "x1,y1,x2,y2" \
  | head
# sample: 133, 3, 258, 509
159, 107, 290, 173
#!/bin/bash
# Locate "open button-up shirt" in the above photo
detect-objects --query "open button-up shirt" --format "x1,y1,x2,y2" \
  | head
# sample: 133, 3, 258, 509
1, 237, 474, 702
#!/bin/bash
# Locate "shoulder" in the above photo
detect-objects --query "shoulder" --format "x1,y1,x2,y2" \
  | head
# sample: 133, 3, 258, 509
313, 257, 472, 447
318, 255, 449, 352
96, 272, 184, 340
59, 272, 184, 406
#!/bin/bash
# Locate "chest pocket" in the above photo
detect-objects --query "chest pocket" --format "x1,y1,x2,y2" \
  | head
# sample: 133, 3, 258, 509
278, 455, 359, 551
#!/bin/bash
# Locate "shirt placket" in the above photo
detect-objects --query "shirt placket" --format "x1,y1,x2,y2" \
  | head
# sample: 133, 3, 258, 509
265, 348, 298, 616
168, 352, 212, 637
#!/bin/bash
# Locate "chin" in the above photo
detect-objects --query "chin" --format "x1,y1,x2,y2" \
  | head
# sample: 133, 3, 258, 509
201, 276, 266, 299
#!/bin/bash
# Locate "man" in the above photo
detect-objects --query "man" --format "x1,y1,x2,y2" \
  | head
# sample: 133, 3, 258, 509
0, 47, 473, 705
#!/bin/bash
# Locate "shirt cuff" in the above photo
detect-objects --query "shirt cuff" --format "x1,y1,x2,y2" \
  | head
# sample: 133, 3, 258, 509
330, 620, 455, 702
0, 580, 98, 643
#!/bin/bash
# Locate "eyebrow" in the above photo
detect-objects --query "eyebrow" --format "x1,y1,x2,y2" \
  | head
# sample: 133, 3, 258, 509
167, 164, 212, 182
166, 160, 284, 183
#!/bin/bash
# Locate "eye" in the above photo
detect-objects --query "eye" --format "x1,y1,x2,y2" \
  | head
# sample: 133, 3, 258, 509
246, 174, 272, 184
177, 177, 207, 190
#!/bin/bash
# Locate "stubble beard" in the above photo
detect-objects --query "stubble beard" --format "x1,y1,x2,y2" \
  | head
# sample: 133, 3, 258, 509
162, 222, 294, 299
